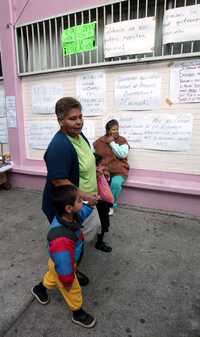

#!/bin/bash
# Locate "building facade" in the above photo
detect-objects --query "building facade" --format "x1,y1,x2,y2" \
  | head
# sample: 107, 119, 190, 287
0, 0, 200, 216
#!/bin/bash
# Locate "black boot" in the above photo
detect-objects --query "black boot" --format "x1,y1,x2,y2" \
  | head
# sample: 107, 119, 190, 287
95, 234, 112, 253
31, 282, 49, 304
72, 308, 96, 328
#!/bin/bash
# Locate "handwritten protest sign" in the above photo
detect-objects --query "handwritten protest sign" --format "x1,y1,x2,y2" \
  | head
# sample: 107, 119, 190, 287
0, 118, 8, 143
0, 89, 6, 117
163, 4, 200, 44
119, 113, 193, 151
76, 72, 105, 116
170, 59, 200, 103
104, 17, 155, 58
6, 96, 17, 128
62, 22, 96, 55
28, 122, 58, 149
115, 72, 161, 110
32, 84, 64, 114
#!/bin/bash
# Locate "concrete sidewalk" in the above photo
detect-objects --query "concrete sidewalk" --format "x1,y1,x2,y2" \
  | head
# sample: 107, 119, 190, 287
1, 188, 200, 337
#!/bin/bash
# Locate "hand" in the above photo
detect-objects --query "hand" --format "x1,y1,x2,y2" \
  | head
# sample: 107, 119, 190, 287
83, 193, 100, 206
96, 166, 104, 177
106, 136, 114, 144
104, 170, 110, 181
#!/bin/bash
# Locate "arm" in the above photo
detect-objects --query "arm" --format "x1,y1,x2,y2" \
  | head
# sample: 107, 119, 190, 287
49, 237, 75, 288
109, 141, 129, 159
45, 142, 97, 205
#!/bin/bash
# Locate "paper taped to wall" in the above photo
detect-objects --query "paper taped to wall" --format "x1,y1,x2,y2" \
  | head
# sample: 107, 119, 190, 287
28, 121, 59, 149
0, 89, 6, 118
119, 113, 193, 151
0, 118, 8, 143
6, 96, 17, 128
104, 17, 155, 58
170, 59, 200, 103
32, 84, 64, 114
76, 72, 105, 116
115, 72, 161, 110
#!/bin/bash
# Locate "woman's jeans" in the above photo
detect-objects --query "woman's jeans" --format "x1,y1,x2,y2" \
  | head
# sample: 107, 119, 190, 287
110, 175, 125, 208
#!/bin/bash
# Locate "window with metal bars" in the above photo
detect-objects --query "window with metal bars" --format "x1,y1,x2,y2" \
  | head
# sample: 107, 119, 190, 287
0, 54, 2, 78
15, 0, 200, 75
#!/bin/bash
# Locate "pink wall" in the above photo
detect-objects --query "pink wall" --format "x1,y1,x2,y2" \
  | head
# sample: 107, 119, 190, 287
0, 0, 200, 217
12, 0, 108, 26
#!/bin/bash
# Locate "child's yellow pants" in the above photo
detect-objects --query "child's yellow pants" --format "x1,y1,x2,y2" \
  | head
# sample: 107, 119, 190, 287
43, 258, 83, 311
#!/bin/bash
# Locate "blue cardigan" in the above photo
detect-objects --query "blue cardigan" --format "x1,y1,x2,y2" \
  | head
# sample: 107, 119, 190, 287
42, 130, 89, 222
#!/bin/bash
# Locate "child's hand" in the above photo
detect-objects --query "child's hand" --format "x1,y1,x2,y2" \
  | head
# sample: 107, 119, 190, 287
83, 193, 100, 206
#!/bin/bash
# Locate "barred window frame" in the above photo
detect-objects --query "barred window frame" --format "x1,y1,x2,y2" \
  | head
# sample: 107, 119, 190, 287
15, 0, 200, 76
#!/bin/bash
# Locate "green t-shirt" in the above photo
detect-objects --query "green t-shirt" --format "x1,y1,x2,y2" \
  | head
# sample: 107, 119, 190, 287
68, 135, 97, 194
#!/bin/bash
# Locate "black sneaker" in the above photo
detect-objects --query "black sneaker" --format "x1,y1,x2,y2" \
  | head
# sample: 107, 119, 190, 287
76, 270, 89, 286
72, 308, 96, 328
95, 241, 112, 253
31, 282, 49, 305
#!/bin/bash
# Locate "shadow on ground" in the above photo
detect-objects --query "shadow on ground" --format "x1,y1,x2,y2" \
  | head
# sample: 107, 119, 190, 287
1, 188, 200, 337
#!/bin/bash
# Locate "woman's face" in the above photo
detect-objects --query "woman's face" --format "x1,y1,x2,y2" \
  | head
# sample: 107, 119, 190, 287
108, 124, 119, 140
59, 108, 83, 137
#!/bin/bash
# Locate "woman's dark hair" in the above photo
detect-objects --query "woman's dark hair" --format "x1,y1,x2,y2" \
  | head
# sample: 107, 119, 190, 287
52, 185, 78, 216
105, 119, 119, 134
55, 97, 82, 121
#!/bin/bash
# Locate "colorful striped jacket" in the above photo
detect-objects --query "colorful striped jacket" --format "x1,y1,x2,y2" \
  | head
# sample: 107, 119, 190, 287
47, 216, 84, 286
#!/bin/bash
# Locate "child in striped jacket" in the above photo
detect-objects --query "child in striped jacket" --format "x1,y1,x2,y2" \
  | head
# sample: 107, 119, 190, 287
31, 185, 96, 328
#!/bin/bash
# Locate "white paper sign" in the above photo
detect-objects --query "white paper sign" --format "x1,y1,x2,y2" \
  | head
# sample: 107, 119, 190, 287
104, 17, 156, 58
115, 72, 161, 110
163, 4, 200, 44
82, 120, 95, 143
170, 60, 200, 103
76, 72, 105, 116
28, 122, 59, 149
32, 84, 64, 114
119, 113, 193, 151
82, 119, 104, 146
6, 96, 17, 128
0, 118, 8, 143
0, 89, 6, 117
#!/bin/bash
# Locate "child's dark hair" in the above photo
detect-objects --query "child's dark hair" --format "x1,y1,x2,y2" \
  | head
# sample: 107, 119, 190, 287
52, 185, 78, 216
94, 153, 103, 166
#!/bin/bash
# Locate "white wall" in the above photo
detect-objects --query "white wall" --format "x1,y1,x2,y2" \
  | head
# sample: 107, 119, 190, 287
22, 60, 200, 174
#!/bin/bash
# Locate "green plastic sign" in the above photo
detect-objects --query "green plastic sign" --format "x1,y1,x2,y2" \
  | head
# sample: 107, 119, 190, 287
61, 22, 96, 55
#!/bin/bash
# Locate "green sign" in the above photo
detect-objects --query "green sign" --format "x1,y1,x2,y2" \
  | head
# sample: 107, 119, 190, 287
61, 22, 96, 55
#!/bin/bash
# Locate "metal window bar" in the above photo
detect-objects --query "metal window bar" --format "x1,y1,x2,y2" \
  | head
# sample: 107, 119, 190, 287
153, 0, 158, 57
162, 0, 168, 55
96, 8, 99, 63
128, 0, 131, 19
31, 24, 36, 71
15, 0, 200, 76
49, 20, 53, 68
25, 26, 31, 71
74, 13, 78, 66
20, 27, 26, 73
55, 18, 59, 68
0, 56, 2, 78
88, 9, 92, 64
67, 15, 72, 67
61, 16, 66, 67
43, 21, 47, 70
36, 23, 41, 70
